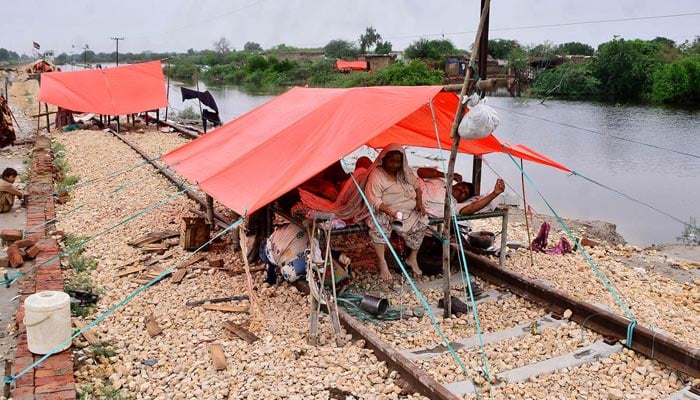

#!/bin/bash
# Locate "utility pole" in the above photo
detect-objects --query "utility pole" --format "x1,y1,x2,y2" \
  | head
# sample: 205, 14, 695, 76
83, 44, 89, 69
111, 37, 124, 66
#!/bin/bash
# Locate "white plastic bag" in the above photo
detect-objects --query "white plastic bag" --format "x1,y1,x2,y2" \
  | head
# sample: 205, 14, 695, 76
458, 95, 499, 139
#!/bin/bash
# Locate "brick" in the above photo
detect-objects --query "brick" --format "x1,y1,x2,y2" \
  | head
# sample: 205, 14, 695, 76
35, 373, 75, 387
38, 354, 72, 370
13, 356, 34, 372
11, 387, 35, 400
14, 238, 39, 249
35, 389, 76, 400
34, 369, 56, 378
34, 381, 75, 394
0, 229, 23, 241
15, 372, 34, 387
0, 256, 8, 268
26, 245, 41, 259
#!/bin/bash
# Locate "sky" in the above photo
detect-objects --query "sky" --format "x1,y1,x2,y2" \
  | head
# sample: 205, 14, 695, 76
3, 0, 699, 56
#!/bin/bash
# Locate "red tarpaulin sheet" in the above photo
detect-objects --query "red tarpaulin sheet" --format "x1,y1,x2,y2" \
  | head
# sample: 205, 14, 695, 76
38, 61, 168, 115
163, 86, 570, 215
335, 60, 367, 71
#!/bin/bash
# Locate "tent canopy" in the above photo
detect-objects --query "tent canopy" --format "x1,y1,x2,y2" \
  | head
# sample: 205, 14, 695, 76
163, 86, 570, 216
335, 60, 368, 71
38, 61, 168, 116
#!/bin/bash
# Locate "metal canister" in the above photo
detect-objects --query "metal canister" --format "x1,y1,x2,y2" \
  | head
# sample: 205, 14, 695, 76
392, 211, 404, 228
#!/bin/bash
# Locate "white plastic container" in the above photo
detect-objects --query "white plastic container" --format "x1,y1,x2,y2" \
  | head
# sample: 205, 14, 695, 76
24, 291, 72, 354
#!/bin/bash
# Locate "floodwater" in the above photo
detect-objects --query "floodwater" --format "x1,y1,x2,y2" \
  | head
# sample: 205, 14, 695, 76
168, 82, 699, 247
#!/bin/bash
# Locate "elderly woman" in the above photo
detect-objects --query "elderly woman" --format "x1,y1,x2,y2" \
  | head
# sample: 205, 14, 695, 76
365, 144, 427, 281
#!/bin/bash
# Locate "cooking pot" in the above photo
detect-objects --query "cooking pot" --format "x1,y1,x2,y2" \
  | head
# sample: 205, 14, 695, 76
467, 230, 495, 249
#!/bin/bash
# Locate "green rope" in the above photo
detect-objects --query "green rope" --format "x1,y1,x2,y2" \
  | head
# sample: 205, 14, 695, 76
3, 218, 244, 385
351, 174, 474, 382
502, 151, 637, 324
25, 177, 142, 234
6, 185, 193, 287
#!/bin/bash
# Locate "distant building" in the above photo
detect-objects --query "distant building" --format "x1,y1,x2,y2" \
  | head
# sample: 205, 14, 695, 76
362, 54, 396, 71
267, 51, 325, 62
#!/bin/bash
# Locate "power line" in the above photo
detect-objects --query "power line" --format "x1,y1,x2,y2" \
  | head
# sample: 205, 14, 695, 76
385, 12, 700, 42
489, 104, 700, 160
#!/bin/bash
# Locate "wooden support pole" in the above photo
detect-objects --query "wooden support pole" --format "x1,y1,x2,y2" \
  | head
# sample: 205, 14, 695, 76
206, 194, 215, 229
441, 0, 491, 318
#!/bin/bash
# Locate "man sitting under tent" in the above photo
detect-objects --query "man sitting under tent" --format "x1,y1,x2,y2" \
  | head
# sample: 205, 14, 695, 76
1, 168, 26, 213
417, 166, 505, 218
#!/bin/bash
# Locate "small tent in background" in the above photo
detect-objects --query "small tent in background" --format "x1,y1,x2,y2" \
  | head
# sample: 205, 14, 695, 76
38, 61, 168, 116
335, 60, 368, 72
162, 85, 570, 217
26, 59, 59, 74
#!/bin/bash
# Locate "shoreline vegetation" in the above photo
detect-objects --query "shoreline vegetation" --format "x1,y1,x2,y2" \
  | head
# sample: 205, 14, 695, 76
3, 34, 700, 106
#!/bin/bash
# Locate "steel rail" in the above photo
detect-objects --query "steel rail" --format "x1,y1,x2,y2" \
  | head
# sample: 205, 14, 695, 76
464, 251, 700, 378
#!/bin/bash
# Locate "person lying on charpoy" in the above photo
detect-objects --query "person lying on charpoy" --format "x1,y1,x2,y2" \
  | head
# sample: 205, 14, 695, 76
364, 144, 428, 281
416, 166, 505, 218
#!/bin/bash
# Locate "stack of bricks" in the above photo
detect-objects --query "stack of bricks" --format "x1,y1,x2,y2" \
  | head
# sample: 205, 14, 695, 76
11, 136, 76, 400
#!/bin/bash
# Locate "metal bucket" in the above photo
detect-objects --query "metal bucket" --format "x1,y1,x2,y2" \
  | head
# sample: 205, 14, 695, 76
359, 294, 389, 315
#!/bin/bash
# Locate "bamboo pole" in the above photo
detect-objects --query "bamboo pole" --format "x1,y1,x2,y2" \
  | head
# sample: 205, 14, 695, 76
521, 159, 534, 266
441, 0, 491, 318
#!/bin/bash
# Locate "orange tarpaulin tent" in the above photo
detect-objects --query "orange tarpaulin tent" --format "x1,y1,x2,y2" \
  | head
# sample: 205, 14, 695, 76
335, 60, 368, 71
162, 86, 570, 216
38, 61, 168, 115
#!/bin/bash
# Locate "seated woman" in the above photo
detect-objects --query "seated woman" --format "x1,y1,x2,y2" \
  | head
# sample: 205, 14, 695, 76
365, 144, 427, 281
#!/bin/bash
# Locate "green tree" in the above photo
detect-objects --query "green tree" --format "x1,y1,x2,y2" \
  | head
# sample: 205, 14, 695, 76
375, 40, 392, 54
504, 47, 528, 74
651, 55, 700, 105
324, 39, 359, 60
359, 26, 382, 54
244, 42, 263, 52
0, 48, 9, 62
555, 42, 594, 56
405, 38, 459, 60
487, 39, 518, 59
594, 38, 663, 102
528, 41, 557, 59
531, 61, 601, 99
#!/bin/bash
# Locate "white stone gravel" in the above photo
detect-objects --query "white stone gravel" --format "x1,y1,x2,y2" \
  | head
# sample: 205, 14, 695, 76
52, 126, 699, 400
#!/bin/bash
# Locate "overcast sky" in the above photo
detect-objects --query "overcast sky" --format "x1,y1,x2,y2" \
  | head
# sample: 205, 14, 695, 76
4, 0, 699, 56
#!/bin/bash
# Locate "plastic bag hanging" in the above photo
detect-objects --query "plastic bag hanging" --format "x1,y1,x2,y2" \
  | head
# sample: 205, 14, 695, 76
458, 93, 500, 139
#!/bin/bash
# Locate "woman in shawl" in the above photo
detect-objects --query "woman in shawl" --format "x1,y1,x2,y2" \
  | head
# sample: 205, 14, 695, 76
365, 144, 427, 281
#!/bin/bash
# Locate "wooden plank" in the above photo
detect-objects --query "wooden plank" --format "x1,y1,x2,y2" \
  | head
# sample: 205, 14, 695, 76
222, 321, 259, 344
210, 344, 226, 370
171, 269, 187, 284
127, 230, 180, 247
180, 253, 207, 268
72, 318, 100, 345
116, 265, 146, 277
145, 314, 162, 337
202, 304, 248, 313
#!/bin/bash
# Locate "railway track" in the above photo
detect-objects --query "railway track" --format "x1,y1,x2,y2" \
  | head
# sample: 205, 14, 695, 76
63, 123, 699, 399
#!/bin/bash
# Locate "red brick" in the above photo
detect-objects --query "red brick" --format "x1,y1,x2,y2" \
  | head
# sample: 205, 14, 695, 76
13, 356, 34, 372
15, 239, 39, 249
26, 245, 41, 259
34, 381, 75, 394
1, 229, 23, 241
11, 386, 34, 400
35, 389, 76, 400
15, 345, 33, 358
35, 373, 75, 387
15, 372, 34, 387
38, 354, 72, 370
34, 369, 56, 378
